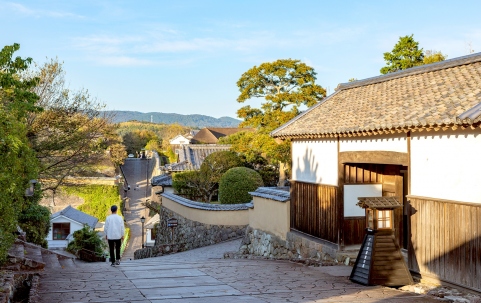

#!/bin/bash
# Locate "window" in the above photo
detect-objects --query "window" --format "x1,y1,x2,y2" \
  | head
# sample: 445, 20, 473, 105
377, 210, 392, 229
53, 223, 70, 240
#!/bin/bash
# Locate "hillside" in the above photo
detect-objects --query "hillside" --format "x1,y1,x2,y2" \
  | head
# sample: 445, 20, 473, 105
105, 111, 241, 128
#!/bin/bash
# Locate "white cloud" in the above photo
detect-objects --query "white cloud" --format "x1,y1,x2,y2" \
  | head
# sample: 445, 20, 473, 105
94, 56, 152, 67
70, 24, 369, 67
2, 1, 84, 19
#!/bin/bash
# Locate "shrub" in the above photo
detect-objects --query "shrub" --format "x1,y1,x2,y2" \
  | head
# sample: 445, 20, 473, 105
218, 167, 264, 204
67, 225, 107, 256
18, 203, 51, 248
172, 171, 203, 200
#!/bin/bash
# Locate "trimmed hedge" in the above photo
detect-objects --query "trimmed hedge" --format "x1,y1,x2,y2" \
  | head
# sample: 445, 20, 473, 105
218, 167, 264, 204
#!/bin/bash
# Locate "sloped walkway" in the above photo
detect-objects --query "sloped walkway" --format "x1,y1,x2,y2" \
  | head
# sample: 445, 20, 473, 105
35, 239, 440, 303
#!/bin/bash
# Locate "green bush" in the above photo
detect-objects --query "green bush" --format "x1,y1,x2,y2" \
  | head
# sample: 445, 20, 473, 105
67, 225, 107, 256
218, 167, 264, 204
63, 185, 121, 221
18, 202, 51, 248
172, 171, 202, 200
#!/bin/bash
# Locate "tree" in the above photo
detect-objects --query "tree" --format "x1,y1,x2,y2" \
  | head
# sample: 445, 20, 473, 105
145, 138, 162, 153
380, 35, 424, 74
423, 50, 447, 64
237, 59, 326, 133
24, 59, 122, 190
109, 143, 127, 166
219, 131, 290, 165
122, 130, 158, 155
18, 193, 51, 248
0, 44, 44, 262
0, 43, 41, 118
198, 151, 245, 202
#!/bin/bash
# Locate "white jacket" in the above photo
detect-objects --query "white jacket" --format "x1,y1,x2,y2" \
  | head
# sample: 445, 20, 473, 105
104, 214, 125, 240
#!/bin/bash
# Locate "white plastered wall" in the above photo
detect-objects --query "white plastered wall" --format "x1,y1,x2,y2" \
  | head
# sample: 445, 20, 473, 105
47, 216, 84, 248
291, 139, 338, 186
411, 129, 481, 203
340, 134, 407, 153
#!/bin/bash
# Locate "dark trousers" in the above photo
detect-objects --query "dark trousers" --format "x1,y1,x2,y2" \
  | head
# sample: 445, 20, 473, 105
108, 239, 121, 263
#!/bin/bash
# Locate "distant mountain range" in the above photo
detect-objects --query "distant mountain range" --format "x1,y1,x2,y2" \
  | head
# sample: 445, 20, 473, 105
105, 111, 241, 128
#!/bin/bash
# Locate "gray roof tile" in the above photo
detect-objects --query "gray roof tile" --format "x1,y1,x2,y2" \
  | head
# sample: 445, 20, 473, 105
151, 174, 172, 186
51, 205, 98, 228
164, 144, 232, 171
161, 192, 253, 210
272, 52, 481, 138
249, 187, 290, 202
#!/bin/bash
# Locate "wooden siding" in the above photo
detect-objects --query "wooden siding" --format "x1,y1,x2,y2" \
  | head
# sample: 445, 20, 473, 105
408, 196, 481, 291
343, 216, 365, 246
291, 181, 340, 244
343, 163, 384, 184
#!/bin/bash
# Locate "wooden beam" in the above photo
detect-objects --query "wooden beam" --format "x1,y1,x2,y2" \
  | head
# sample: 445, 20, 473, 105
339, 151, 409, 166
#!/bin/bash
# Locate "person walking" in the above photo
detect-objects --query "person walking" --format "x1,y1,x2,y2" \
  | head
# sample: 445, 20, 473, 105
104, 205, 125, 266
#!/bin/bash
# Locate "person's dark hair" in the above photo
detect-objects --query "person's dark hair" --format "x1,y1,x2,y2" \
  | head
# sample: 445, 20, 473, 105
111, 205, 118, 212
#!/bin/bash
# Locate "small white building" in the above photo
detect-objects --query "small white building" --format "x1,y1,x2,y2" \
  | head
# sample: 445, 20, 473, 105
144, 214, 160, 247
47, 205, 99, 249
169, 134, 191, 145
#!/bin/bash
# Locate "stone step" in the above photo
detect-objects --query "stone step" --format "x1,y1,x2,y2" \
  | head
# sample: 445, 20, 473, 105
41, 251, 62, 270
7, 243, 25, 259
24, 244, 44, 264
58, 258, 77, 269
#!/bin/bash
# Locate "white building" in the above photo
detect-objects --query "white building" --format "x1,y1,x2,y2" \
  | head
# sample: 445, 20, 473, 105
47, 205, 99, 249
271, 52, 481, 291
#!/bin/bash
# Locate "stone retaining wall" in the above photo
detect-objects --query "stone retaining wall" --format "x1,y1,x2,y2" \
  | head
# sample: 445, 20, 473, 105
134, 204, 246, 259
238, 226, 351, 264
134, 243, 185, 260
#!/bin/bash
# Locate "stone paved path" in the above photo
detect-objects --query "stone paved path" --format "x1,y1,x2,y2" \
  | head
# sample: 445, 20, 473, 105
36, 239, 440, 302
122, 158, 152, 260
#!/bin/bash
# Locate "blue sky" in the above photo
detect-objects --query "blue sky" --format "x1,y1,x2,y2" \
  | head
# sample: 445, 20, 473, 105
1, 1, 480, 119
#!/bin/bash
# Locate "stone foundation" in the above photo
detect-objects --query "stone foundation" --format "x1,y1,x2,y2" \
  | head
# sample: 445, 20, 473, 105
134, 206, 246, 259
134, 243, 185, 260
238, 227, 353, 265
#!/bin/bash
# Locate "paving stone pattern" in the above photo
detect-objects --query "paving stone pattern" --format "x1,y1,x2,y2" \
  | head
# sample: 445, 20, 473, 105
35, 239, 440, 302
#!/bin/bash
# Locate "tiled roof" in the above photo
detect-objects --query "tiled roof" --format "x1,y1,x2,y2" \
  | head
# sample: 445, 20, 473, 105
272, 52, 481, 138
249, 187, 290, 202
164, 144, 232, 171
151, 174, 172, 187
357, 197, 402, 209
191, 128, 253, 144
51, 205, 98, 228
161, 192, 253, 210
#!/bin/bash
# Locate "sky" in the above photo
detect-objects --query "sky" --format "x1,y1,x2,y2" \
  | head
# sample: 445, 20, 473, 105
1, 1, 481, 119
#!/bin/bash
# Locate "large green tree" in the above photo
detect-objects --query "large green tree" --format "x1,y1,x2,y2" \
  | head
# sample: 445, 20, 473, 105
237, 59, 326, 133
232, 59, 325, 182
380, 35, 425, 74
0, 44, 45, 262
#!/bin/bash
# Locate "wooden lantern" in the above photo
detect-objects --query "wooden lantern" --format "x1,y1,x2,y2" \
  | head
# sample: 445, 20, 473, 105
350, 197, 413, 287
